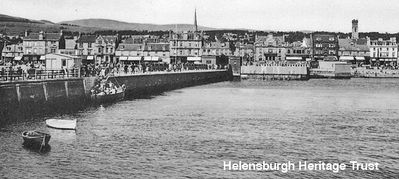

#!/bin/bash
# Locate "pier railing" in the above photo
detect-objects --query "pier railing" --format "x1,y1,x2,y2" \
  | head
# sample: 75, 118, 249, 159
0, 68, 80, 82
0, 66, 227, 82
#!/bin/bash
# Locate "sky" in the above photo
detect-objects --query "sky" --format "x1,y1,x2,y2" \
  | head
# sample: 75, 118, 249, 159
1, 0, 399, 33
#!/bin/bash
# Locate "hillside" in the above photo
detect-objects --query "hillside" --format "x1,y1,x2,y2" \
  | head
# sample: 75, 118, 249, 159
0, 13, 215, 35
0, 14, 106, 35
59, 19, 214, 31
0, 14, 42, 24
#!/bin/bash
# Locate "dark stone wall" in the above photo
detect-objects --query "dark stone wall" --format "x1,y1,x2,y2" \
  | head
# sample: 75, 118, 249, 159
112, 71, 229, 97
0, 70, 230, 126
0, 79, 88, 126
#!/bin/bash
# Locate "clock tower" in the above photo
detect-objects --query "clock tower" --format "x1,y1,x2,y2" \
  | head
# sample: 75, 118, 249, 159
352, 19, 359, 40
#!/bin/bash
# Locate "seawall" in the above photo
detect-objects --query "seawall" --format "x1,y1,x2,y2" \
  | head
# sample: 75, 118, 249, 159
241, 65, 309, 80
353, 68, 399, 78
0, 70, 230, 126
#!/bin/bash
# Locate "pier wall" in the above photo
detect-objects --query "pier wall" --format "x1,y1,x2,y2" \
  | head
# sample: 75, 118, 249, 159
112, 70, 229, 96
0, 70, 230, 125
241, 65, 309, 80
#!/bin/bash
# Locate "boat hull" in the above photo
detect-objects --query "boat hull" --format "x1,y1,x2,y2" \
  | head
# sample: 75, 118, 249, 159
22, 131, 51, 146
91, 91, 125, 104
46, 119, 77, 130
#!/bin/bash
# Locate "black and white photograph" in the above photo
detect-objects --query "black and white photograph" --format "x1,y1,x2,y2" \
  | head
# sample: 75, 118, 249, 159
0, 0, 398, 178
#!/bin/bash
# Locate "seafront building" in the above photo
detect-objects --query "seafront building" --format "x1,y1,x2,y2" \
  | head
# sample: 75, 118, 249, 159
285, 39, 312, 62
1, 43, 24, 63
22, 31, 65, 62
143, 42, 170, 63
234, 43, 254, 65
115, 42, 144, 64
76, 35, 97, 64
311, 32, 339, 61
201, 41, 233, 66
169, 31, 203, 63
368, 37, 398, 67
254, 34, 287, 61
58, 36, 79, 56
115, 38, 170, 64
338, 38, 369, 66
94, 35, 118, 64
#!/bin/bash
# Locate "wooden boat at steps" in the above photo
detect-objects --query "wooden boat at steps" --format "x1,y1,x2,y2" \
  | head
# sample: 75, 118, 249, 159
22, 131, 51, 146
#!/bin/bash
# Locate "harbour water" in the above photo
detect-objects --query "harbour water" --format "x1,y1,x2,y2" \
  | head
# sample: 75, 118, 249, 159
1, 78, 399, 178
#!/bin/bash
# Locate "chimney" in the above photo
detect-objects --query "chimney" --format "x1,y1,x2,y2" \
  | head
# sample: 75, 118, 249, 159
39, 31, 44, 40
366, 36, 370, 46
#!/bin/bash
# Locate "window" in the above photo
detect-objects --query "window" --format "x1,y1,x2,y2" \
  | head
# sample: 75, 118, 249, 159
329, 37, 335, 41
62, 59, 66, 67
316, 44, 322, 48
329, 50, 335, 55
316, 37, 321, 41
329, 44, 335, 48
88, 43, 92, 48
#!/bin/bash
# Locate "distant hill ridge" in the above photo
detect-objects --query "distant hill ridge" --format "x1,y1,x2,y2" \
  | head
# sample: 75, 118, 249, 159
0, 13, 216, 35
59, 18, 214, 31
0, 14, 43, 24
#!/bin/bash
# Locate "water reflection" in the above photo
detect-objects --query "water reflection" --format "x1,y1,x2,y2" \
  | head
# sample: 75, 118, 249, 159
1, 78, 399, 178
47, 128, 76, 144
22, 143, 51, 154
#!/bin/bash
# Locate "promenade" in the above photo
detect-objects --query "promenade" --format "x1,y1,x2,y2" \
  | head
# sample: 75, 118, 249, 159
353, 68, 399, 78
0, 62, 224, 83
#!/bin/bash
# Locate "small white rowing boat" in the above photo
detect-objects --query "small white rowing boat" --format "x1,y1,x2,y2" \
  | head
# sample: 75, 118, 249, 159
46, 119, 77, 130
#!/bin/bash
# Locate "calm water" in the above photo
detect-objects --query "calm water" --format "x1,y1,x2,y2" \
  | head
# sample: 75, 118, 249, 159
1, 78, 399, 178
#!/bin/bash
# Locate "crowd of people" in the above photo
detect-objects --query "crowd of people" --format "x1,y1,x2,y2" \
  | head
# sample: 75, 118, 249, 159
0, 61, 222, 81
80, 62, 217, 78
91, 77, 125, 96
0, 62, 46, 81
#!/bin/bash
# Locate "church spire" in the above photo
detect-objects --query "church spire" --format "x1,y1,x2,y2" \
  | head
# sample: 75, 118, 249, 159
194, 8, 198, 32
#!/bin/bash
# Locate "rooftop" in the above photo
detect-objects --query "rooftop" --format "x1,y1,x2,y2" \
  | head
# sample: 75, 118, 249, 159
24, 32, 62, 41
338, 38, 369, 51
77, 35, 97, 43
